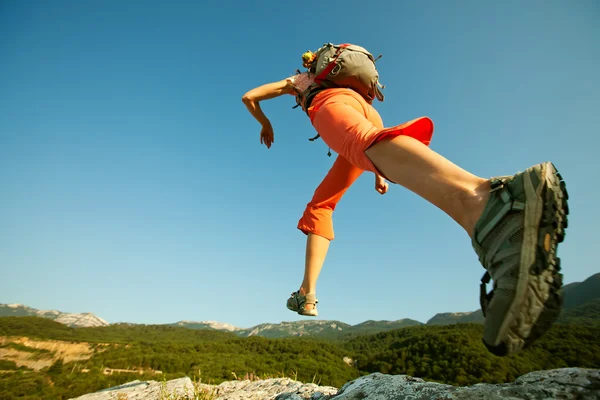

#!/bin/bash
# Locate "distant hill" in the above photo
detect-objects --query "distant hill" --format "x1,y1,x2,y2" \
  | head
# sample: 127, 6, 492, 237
173, 319, 424, 340
168, 320, 242, 332
337, 319, 423, 339
562, 273, 600, 309
558, 298, 600, 325
237, 320, 351, 339
424, 272, 600, 327
0, 304, 108, 328
169, 320, 352, 339
2, 271, 598, 337
426, 310, 485, 326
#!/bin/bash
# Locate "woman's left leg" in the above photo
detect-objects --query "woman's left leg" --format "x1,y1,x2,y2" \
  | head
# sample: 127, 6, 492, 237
288, 155, 364, 316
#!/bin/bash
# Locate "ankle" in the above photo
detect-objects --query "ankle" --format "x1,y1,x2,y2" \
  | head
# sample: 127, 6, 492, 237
462, 179, 491, 237
299, 286, 315, 296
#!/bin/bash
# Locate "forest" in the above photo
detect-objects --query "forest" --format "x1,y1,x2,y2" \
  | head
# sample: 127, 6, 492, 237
0, 316, 598, 400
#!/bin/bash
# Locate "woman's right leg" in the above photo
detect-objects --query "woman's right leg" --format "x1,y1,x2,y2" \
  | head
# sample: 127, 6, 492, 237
365, 135, 568, 357
365, 135, 491, 237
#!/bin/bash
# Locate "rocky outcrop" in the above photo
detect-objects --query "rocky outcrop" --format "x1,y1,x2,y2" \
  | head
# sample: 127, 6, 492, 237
55, 313, 108, 328
317, 367, 600, 399
69, 377, 338, 400
200, 378, 337, 400
70, 378, 196, 399
0, 304, 109, 328
71, 368, 600, 400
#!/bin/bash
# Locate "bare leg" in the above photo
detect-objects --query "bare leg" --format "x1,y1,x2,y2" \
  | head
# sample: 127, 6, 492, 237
294, 156, 362, 312
299, 233, 330, 310
365, 135, 491, 237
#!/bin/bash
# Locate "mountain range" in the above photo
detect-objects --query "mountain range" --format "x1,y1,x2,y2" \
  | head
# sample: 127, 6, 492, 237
2, 272, 598, 339
0, 303, 108, 328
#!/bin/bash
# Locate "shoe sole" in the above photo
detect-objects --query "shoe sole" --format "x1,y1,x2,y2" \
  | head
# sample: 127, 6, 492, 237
485, 162, 569, 356
287, 307, 318, 317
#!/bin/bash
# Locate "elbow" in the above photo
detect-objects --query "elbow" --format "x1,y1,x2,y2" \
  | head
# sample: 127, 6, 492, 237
242, 94, 253, 105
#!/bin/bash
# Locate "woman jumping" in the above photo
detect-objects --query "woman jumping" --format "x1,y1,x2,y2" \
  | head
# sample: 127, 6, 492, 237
241, 49, 569, 357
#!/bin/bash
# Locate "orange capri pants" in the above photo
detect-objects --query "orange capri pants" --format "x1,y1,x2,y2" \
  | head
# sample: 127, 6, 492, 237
297, 88, 434, 241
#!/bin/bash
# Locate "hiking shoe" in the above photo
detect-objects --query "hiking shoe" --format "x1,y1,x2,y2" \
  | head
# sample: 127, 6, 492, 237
286, 291, 318, 317
472, 161, 569, 356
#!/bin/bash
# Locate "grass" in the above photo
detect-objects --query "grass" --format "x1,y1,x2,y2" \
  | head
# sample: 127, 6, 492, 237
105, 374, 218, 400
228, 368, 323, 385
151, 369, 319, 400
107, 381, 217, 400
159, 378, 217, 400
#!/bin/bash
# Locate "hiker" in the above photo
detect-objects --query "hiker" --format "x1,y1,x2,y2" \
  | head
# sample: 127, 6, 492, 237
241, 44, 569, 356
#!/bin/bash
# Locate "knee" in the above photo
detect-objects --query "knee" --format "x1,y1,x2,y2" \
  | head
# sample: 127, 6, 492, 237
297, 206, 334, 241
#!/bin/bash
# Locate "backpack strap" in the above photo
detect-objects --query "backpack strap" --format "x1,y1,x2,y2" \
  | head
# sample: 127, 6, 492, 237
375, 84, 385, 102
308, 134, 332, 157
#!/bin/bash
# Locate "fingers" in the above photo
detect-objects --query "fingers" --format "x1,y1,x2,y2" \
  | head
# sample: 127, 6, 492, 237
261, 133, 274, 149
260, 135, 271, 148
376, 183, 389, 195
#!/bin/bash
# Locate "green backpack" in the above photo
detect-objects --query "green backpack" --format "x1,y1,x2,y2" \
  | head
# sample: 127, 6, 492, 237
294, 43, 386, 154
295, 43, 385, 112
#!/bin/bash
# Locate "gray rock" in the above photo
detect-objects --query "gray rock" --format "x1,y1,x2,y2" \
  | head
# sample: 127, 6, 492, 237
70, 377, 337, 400
332, 368, 600, 399
70, 368, 600, 400
70, 377, 196, 399
208, 378, 337, 399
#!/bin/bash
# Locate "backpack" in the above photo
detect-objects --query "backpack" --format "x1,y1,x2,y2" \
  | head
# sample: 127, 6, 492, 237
294, 43, 386, 113
294, 43, 386, 155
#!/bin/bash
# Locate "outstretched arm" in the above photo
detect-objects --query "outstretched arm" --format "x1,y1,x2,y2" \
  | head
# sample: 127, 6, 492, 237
242, 79, 293, 148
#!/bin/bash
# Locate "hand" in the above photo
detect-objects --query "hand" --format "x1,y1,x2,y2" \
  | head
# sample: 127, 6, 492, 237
375, 175, 389, 195
260, 123, 274, 149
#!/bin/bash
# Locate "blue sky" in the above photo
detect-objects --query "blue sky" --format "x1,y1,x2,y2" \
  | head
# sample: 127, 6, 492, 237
1, 0, 598, 329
